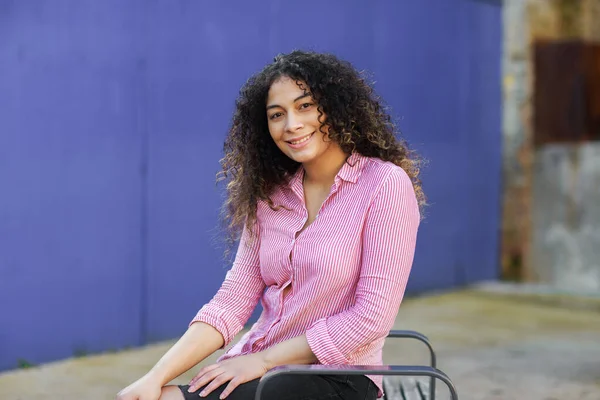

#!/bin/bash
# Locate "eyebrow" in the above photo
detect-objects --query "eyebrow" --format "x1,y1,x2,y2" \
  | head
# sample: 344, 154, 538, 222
266, 93, 312, 111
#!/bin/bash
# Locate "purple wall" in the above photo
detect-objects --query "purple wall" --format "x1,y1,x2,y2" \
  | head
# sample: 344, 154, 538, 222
0, 0, 502, 370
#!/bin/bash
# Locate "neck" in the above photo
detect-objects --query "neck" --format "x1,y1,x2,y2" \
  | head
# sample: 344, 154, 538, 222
302, 144, 348, 187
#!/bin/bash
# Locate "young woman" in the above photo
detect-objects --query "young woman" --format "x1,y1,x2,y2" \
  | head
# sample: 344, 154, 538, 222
117, 50, 424, 400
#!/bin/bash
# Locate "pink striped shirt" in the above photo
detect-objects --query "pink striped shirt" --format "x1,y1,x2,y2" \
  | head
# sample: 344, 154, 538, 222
191, 152, 421, 396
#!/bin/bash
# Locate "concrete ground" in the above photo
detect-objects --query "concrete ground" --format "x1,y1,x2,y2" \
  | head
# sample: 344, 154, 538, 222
1, 283, 600, 400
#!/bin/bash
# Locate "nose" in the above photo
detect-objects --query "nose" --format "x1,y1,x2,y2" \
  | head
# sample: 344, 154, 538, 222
285, 112, 304, 132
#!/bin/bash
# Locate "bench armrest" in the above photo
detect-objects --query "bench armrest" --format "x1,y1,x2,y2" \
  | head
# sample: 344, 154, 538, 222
388, 330, 437, 399
255, 364, 458, 400
387, 330, 436, 368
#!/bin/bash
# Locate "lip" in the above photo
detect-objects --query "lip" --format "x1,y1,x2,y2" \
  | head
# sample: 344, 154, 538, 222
286, 132, 314, 149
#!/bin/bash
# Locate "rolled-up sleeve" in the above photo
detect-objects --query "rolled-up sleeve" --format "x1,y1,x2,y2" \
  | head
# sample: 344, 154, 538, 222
306, 168, 420, 364
190, 221, 265, 347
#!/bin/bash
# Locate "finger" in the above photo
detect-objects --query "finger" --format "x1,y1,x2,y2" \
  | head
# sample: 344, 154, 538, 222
219, 377, 242, 399
190, 368, 226, 393
189, 364, 221, 390
190, 364, 220, 383
199, 373, 231, 398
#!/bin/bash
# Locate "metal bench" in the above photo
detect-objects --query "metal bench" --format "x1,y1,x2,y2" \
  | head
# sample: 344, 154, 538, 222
255, 330, 457, 400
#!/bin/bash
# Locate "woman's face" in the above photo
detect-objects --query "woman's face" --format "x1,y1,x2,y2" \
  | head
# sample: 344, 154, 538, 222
266, 76, 336, 165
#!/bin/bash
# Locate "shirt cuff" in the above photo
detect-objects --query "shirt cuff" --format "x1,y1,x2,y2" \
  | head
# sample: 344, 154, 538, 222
189, 306, 236, 347
306, 318, 350, 365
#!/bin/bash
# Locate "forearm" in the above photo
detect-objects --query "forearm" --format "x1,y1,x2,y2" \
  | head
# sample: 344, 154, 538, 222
260, 335, 318, 369
146, 322, 224, 386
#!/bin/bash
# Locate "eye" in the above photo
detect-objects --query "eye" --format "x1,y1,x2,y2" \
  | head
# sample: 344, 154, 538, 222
269, 112, 283, 120
299, 102, 314, 110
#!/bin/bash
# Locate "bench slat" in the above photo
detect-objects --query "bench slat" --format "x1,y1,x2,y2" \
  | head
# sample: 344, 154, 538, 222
383, 376, 429, 400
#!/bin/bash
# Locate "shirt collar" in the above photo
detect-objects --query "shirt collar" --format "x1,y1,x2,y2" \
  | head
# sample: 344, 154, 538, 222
336, 152, 365, 184
287, 152, 366, 189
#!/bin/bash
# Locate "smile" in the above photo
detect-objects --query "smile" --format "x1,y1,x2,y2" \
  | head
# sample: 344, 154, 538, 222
286, 132, 314, 148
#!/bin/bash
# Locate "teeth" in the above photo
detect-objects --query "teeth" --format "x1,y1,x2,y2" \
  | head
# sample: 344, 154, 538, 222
290, 135, 311, 145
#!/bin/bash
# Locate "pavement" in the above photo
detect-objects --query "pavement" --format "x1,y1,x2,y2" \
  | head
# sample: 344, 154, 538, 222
1, 283, 600, 400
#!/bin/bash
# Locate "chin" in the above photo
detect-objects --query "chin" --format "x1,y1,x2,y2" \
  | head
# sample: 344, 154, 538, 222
287, 151, 317, 164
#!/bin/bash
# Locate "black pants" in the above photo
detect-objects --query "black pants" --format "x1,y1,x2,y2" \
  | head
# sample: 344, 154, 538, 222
178, 374, 378, 400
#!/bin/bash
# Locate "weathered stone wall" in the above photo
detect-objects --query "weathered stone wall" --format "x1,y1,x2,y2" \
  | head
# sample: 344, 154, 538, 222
501, 0, 534, 280
532, 143, 600, 291
502, 0, 600, 289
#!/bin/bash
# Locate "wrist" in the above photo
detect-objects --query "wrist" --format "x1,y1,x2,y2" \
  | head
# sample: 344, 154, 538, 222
259, 349, 277, 371
144, 368, 169, 387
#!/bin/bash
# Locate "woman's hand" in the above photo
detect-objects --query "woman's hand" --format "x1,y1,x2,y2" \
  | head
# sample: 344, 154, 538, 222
116, 374, 162, 400
188, 353, 271, 399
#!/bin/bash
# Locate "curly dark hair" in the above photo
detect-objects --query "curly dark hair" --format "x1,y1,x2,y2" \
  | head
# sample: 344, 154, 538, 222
219, 50, 425, 247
